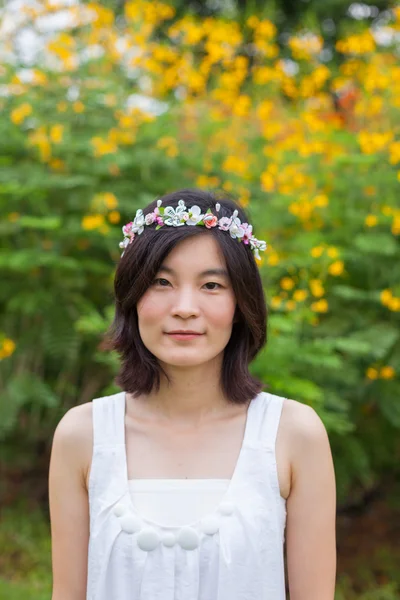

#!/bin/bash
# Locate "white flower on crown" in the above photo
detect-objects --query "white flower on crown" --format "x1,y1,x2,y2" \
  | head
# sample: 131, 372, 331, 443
131, 209, 145, 234
185, 204, 205, 226
163, 199, 187, 226
228, 210, 246, 240
249, 237, 267, 260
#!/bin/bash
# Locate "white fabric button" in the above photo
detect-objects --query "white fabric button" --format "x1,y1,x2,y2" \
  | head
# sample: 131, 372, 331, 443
113, 503, 127, 517
200, 515, 220, 535
177, 526, 200, 550
161, 532, 176, 547
137, 527, 160, 551
119, 514, 142, 534
219, 501, 235, 516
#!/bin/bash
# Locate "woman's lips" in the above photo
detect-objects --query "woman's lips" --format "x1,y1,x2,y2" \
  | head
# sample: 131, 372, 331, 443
166, 333, 203, 340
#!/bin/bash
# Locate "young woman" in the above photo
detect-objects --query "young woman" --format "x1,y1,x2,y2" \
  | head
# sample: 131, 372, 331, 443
49, 188, 337, 600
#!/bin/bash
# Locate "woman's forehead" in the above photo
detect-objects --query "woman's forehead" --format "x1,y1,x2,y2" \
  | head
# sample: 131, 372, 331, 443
162, 235, 227, 269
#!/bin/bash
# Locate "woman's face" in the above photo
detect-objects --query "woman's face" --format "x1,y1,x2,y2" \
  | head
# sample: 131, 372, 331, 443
136, 234, 237, 369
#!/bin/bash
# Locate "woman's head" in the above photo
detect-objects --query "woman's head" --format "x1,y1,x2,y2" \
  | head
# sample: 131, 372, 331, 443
103, 188, 269, 405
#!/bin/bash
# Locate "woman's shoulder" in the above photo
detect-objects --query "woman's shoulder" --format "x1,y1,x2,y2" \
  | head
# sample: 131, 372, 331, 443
278, 396, 332, 472
53, 402, 94, 491
280, 397, 328, 440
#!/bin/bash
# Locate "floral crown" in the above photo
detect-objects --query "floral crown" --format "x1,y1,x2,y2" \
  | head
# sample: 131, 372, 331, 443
119, 199, 267, 260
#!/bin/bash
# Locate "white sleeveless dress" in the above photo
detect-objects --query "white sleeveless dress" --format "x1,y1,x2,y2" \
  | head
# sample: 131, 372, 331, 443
86, 390, 287, 600
128, 478, 231, 526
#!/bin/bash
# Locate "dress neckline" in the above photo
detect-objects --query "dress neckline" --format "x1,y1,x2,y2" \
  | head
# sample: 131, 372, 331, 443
119, 391, 261, 530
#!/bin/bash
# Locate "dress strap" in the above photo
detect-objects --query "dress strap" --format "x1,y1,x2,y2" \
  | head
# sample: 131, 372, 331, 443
246, 392, 285, 451
92, 391, 126, 447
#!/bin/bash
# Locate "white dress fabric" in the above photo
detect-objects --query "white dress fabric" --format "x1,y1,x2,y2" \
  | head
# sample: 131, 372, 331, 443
128, 479, 230, 527
87, 390, 287, 600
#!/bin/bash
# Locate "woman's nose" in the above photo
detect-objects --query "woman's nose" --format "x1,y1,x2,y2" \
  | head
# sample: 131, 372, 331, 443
171, 288, 201, 316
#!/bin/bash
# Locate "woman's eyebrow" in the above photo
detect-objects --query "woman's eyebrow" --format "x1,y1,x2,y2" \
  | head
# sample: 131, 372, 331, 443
158, 265, 229, 279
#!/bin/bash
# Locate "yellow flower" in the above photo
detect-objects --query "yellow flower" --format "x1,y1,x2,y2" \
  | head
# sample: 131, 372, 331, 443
293, 289, 308, 301
280, 277, 295, 290
388, 297, 400, 311
310, 246, 324, 258
108, 211, 121, 224
246, 16, 259, 29
366, 367, 379, 380
222, 155, 248, 176
32, 70, 48, 85
1, 338, 16, 358
232, 95, 251, 117
256, 100, 273, 121
286, 300, 296, 311
196, 175, 220, 188
260, 171, 275, 192
380, 366, 395, 379
57, 102, 68, 112
313, 194, 329, 207
328, 260, 344, 276
267, 252, 279, 266
256, 19, 277, 40
365, 214, 378, 227
50, 124, 64, 144
311, 299, 329, 313
310, 279, 325, 297
91, 137, 118, 156
380, 289, 392, 305
73, 101, 85, 113
11, 103, 32, 125
81, 214, 105, 230
166, 146, 178, 157
392, 214, 400, 236
389, 141, 400, 164
270, 296, 282, 309
336, 31, 376, 55
104, 192, 118, 209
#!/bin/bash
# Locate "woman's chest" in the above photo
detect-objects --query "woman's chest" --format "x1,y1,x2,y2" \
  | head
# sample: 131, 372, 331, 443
122, 413, 291, 500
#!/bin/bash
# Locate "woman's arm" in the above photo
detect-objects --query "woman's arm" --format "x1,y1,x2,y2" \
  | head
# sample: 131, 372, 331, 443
48, 403, 93, 600
285, 402, 337, 600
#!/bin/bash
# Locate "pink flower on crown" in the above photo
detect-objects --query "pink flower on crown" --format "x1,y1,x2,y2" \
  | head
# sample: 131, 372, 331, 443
156, 216, 164, 225
204, 214, 218, 228
122, 221, 134, 236
145, 213, 156, 225
241, 222, 253, 245
218, 216, 232, 231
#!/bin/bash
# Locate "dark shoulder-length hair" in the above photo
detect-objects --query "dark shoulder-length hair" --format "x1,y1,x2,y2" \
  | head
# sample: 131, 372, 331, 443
101, 188, 269, 405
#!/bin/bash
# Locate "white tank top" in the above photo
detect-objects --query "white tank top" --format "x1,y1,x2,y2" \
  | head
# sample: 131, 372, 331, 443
87, 390, 287, 600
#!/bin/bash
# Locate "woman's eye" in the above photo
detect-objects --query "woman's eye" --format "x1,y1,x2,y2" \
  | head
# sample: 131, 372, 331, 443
153, 278, 170, 286
152, 279, 222, 290
204, 282, 222, 290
